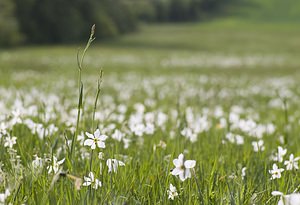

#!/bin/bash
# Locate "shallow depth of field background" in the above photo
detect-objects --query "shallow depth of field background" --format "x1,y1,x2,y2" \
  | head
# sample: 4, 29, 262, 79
1, 0, 300, 204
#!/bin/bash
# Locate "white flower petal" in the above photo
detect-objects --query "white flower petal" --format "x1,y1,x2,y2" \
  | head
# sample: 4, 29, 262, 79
58, 158, 65, 165
118, 161, 125, 166
88, 172, 94, 181
99, 135, 108, 141
85, 132, 94, 139
97, 141, 105, 148
84, 139, 94, 146
83, 181, 91, 186
173, 159, 181, 167
185, 169, 192, 179
184, 160, 196, 168
171, 168, 182, 176
272, 191, 283, 196
179, 173, 186, 181
94, 129, 101, 137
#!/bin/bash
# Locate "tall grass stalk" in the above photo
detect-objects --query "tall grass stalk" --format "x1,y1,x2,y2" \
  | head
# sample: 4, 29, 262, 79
70, 24, 96, 162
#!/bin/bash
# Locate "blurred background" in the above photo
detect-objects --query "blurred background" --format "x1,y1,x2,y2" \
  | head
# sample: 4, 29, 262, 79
2, 0, 300, 46
1, 0, 300, 83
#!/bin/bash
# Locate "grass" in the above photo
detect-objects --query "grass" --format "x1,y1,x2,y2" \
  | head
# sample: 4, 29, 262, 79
1, 19, 300, 204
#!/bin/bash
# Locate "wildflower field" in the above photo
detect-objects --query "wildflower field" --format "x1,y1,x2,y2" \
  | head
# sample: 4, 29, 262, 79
1, 20, 300, 204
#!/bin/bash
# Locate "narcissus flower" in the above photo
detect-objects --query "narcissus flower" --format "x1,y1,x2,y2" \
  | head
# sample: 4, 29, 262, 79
272, 191, 300, 205
106, 159, 125, 173
171, 153, 196, 181
167, 183, 178, 200
84, 129, 108, 149
0, 189, 10, 204
47, 156, 65, 174
83, 172, 101, 189
284, 154, 300, 170
269, 164, 284, 180
4, 135, 16, 148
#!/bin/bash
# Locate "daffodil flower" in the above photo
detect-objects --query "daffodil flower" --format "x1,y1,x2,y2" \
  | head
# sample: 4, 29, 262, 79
106, 159, 125, 173
272, 191, 300, 205
83, 172, 101, 189
47, 156, 65, 174
284, 154, 300, 170
84, 129, 108, 149
269, 163, 284, 180
167, 183, 178, 200
171, 153, 196, 181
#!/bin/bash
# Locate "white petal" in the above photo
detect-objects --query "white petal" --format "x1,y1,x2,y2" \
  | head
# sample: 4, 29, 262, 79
185, 169, 192, 179
271, 191, 283, 196
184, 160, 196, 168
97, 141, 105, 148
88, 172, 94, 181
58, 158, 65, 165
83, 181, 91, 186
169, 184, 176, 191
179, 173, 186, 181
289, 194, 300, 204
171, 168, 182, 176
84, 139, 94, 146
118, 161, 125, 166
94, 129, 101, 137
91, 143, 96, 149
99, 135, 108, 141
178, 153, 184, 161
107, 159, 112, 172
294, 157, 300, 161
85, 132, 94, 139
173, 159, 181, 167
84, 176, 91, 182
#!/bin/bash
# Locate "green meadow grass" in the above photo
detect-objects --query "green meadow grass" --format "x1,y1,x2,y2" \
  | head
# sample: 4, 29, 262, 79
1, 20, 300, 204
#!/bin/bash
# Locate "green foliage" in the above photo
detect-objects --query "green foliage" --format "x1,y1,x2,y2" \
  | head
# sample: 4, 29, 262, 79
4, 0, 243, 45
0, 0, 22, 47
13, 0, 138, 44
2, 0, 300, 46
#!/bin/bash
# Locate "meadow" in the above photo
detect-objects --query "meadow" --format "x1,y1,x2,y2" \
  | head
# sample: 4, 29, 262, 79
1, 19, 300, 204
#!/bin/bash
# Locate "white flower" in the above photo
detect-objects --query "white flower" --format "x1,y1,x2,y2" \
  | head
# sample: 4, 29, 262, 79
275, 146, 287, 162
98, 152, 104, 160
167, 183, 178, 200
32, 155, 43, 169
122, 138, 131, 149
77, 131, 85, 145
111, 129, 124, 142
225, 133, 244, 145
0, 122, 7, 136
269, 164, 284, 180
284, 154, 300, 170
4, 135, 17, 148
131, 123, 145, 137
84, 129, 108, 149
144, 123, 155, 135
83, 172, 101, 189
181, 127, 197, 143
47, 156, 65, 174
0, 189, 10, 204
171, 153, 196, 181
252, 140, 265, 152
153, 140, 167, 151
106, 159, 125, 173
272, 191, 300, 205
241, 167, 247, 180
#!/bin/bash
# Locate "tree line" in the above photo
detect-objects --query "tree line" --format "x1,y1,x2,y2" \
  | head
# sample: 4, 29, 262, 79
1, 0, 241, 46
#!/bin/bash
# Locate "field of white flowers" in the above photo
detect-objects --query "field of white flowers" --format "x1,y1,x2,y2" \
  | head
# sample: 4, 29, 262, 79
1, 22, 300, 204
